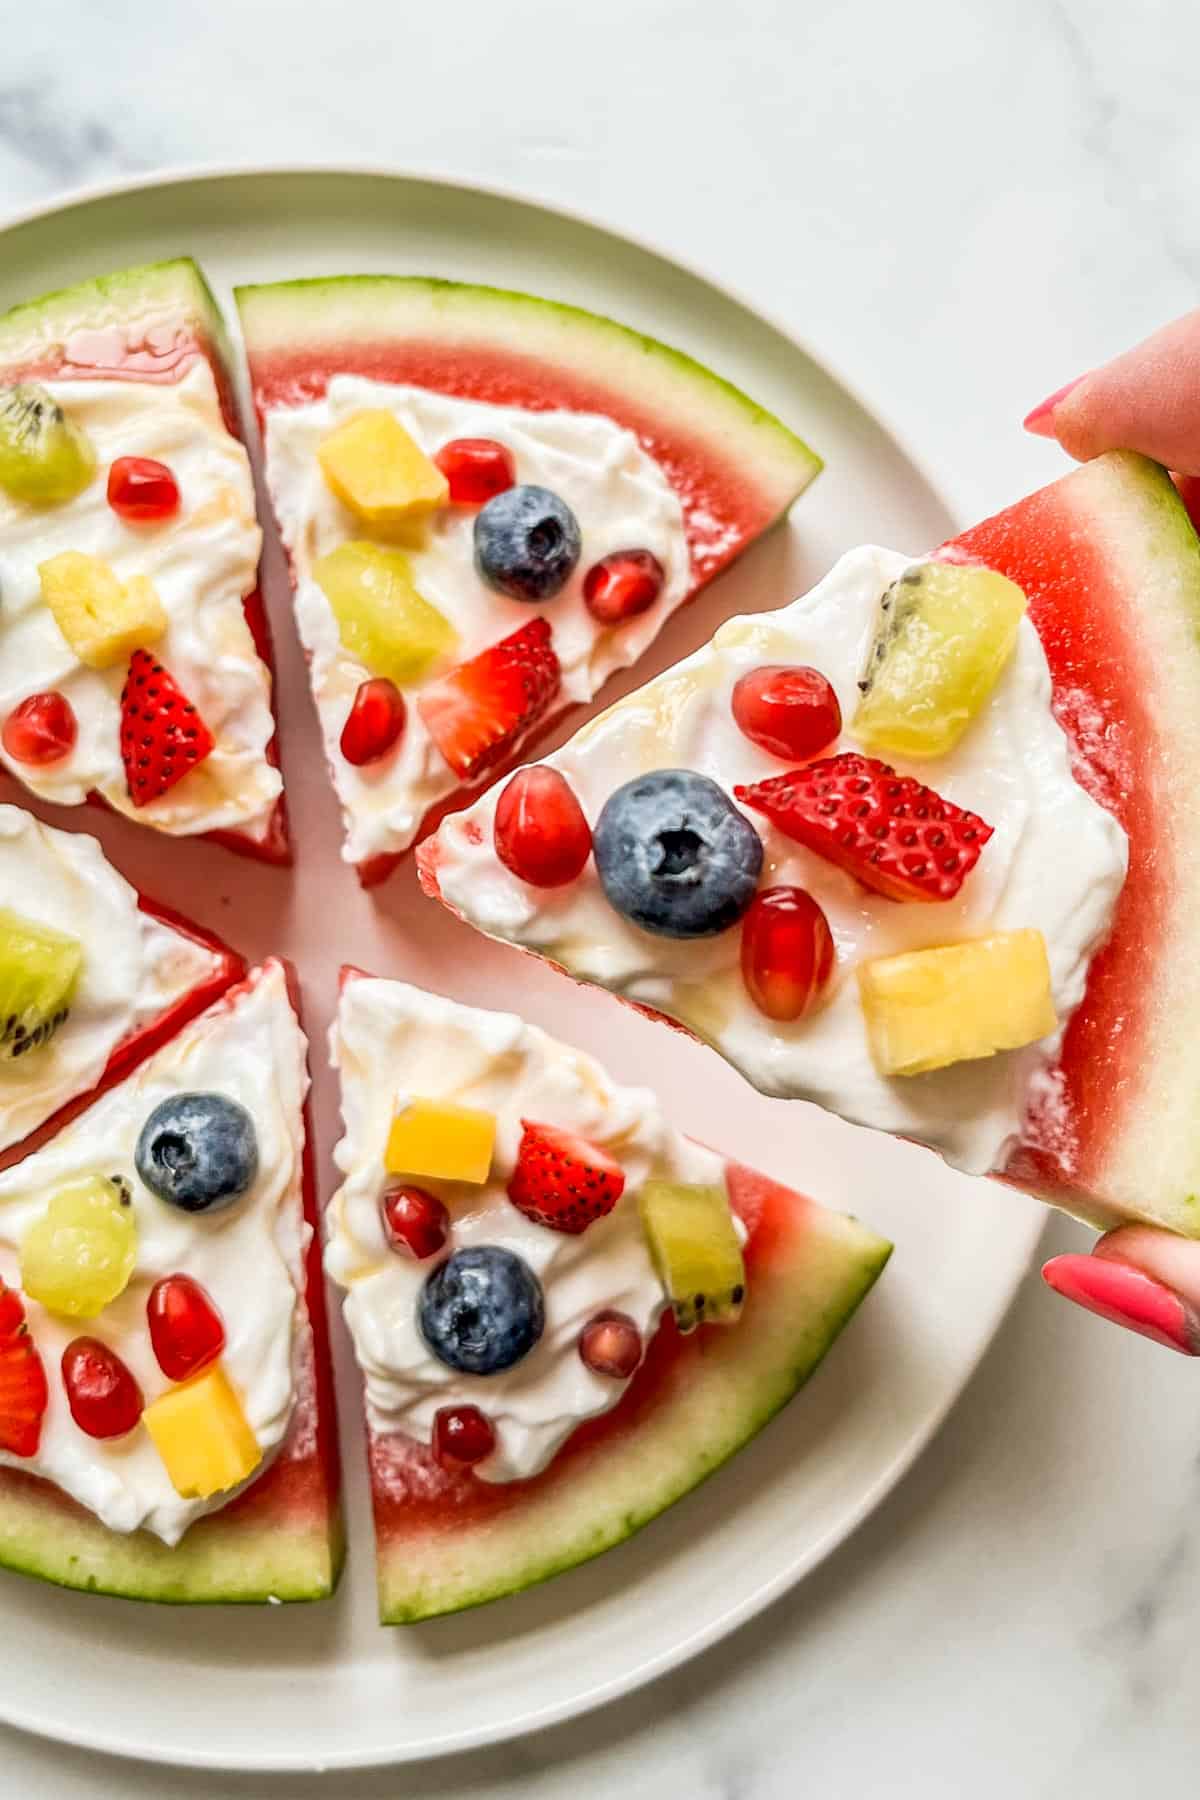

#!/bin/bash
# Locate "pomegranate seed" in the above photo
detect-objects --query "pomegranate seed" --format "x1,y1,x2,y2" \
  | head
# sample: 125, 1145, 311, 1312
61, 1337, 143, 1439
2, 691, 77, 766
433, 1404, 495, 1468
731, 664, 842, 762
107, 456, 180, 522
434, 438, 516, 505
583, 549, 665, 625
740, 885, 835, 1021
579, 1310, 643, 1379
340, 677, 406, 766
494, 766, 592, 887
147, 1274, 226, 1381
381, 1186, 450, 1260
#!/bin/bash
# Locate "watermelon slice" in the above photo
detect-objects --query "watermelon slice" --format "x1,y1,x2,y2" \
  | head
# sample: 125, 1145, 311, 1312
330, 969, 889, 1622
236, 275, 820, 884
0, 259, 289, 863
0, 959, 342, 1603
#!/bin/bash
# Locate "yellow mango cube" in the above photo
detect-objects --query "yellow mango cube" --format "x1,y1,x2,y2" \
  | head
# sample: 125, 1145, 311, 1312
38, 551, 166, 668
858, 929, 1057, 1077
143, 1364, 262, 1500
385, 1099, 495, 1185
317, 410, 449, 524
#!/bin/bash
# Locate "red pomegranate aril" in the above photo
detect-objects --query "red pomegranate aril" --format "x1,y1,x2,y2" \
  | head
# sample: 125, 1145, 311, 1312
61, 1337, 143, 1439
741, 885, 835, 1022
579, 1311, 643, 1379
2, 691, 77, 766
433, 1404, 495, 1468
434, 438, 516, 505
494, 765, 592, 887
381, 1186, 450, 1260
731, 664, 842, 762
340, 677, 406, 766
147, 1274, 226, 1381
582, 549, 665, 625
107, 456, 181, 522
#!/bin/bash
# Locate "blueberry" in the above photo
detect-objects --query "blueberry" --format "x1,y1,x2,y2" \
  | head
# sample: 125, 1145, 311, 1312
593, 769, 763, 938
474, 484, 582, 602
419, 1246, 544, 1375
135, 1092, 258, 1215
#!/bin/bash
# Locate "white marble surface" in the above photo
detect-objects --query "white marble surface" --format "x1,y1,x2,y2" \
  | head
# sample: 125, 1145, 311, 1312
1, 0, 1198, 1793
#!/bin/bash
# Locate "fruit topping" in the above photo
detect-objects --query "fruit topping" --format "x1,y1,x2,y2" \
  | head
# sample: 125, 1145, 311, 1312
39, 551, 167, 669
735, 753, 992, 904
593, 769, 763, 939
2, 691, 78, 766
507, 1121, 626, 1234
0, 907, 83, 1061
107, 456, 180, 523
474, 484, 581, 601
853, 561, 1028, 759
381, 1185, 450, 1260
434, 438, 516, 505
317, 408, 448, 523
119, 650, 215, 807
731, 664, 841, 761
143, 1363, 262, 1499
638, 1180, 746, 1334
0, 384, 94, 506
579, 1310, 643, 1378
340, 676, 406, 767
135, 1092, 258, 1215
314, 542, 457, 687
61, 1337, 143, 1439
418, 617, 561, 781
433, 1404, 496, 1469
385, 1100, 495, 1186
0, 1278, 48, 1457
20, 1175, 137, 1318
494, 766, 592, 887
419, 1245, 545, 1375
147, 1274, 226, 1381
858, 928, 1057, 1077
583, 548, 665, 624
740, 885, 835, 1021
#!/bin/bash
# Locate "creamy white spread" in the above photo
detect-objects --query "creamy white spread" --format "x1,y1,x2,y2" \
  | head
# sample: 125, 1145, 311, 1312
432, 545, 1129, 1176
0, 364, 281, 841
327, 976, 726, 1483
0, 961, 309, 1543
264, 376, 693, 865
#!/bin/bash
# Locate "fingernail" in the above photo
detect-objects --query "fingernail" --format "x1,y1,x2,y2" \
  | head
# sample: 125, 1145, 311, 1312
1023, 374, 1089, 438
1042, 1253, 1200, 1355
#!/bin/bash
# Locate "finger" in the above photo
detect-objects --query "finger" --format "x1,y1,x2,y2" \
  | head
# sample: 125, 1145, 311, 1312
1023, 309, 1200, 474
1042, 1232, 1200, 1355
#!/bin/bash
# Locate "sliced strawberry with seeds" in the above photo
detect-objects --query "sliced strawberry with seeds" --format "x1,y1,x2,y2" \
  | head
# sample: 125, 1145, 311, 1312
0, 1277, 48, 1458
119, 649, 215, 807
735, 751, 993, 903
507, 1121, 626, 1234
418, 618, 560, 782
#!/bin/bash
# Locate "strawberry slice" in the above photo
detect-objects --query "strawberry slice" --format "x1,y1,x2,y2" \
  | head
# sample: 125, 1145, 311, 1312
418, 619, 561, 781
0, 1277, 48, 1458
736, 751, 993, 903
507, 1121, 626, 1234
120, 649, 215, 807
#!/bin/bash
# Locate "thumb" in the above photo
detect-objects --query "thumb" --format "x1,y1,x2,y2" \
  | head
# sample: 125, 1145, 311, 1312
1024, 309, 1200, 474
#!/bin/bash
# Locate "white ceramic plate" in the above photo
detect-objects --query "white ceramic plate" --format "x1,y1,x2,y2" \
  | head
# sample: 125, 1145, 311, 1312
0, 167, 1043, 1772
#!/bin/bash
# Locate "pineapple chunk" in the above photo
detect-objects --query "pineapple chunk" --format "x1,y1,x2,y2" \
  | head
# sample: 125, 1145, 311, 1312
143, 1364, 261, 1500
385, 1099, 495, 1185
858, 929, 1057, 1077
38, 552, 166, 669
317, 409, 449, 523
638, 1179, 745, 1333
314, 541, 457, 686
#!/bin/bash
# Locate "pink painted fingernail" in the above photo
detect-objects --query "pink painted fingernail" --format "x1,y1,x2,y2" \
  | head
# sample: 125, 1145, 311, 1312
1023, 374, 1089, 437
1042, 1253, 1200, 1355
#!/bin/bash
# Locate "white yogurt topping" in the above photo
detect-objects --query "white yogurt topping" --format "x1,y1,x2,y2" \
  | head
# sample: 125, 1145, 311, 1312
0, 364, 281, 841
264, 376, 692, 865
328, 976, 726, 1483
432, 545, 1130, 1176
0, 961, 309, 1543
0, 804, 224, 1156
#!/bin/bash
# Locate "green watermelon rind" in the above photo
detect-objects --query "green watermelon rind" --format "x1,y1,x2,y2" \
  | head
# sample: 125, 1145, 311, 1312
0, 257, 231, 372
